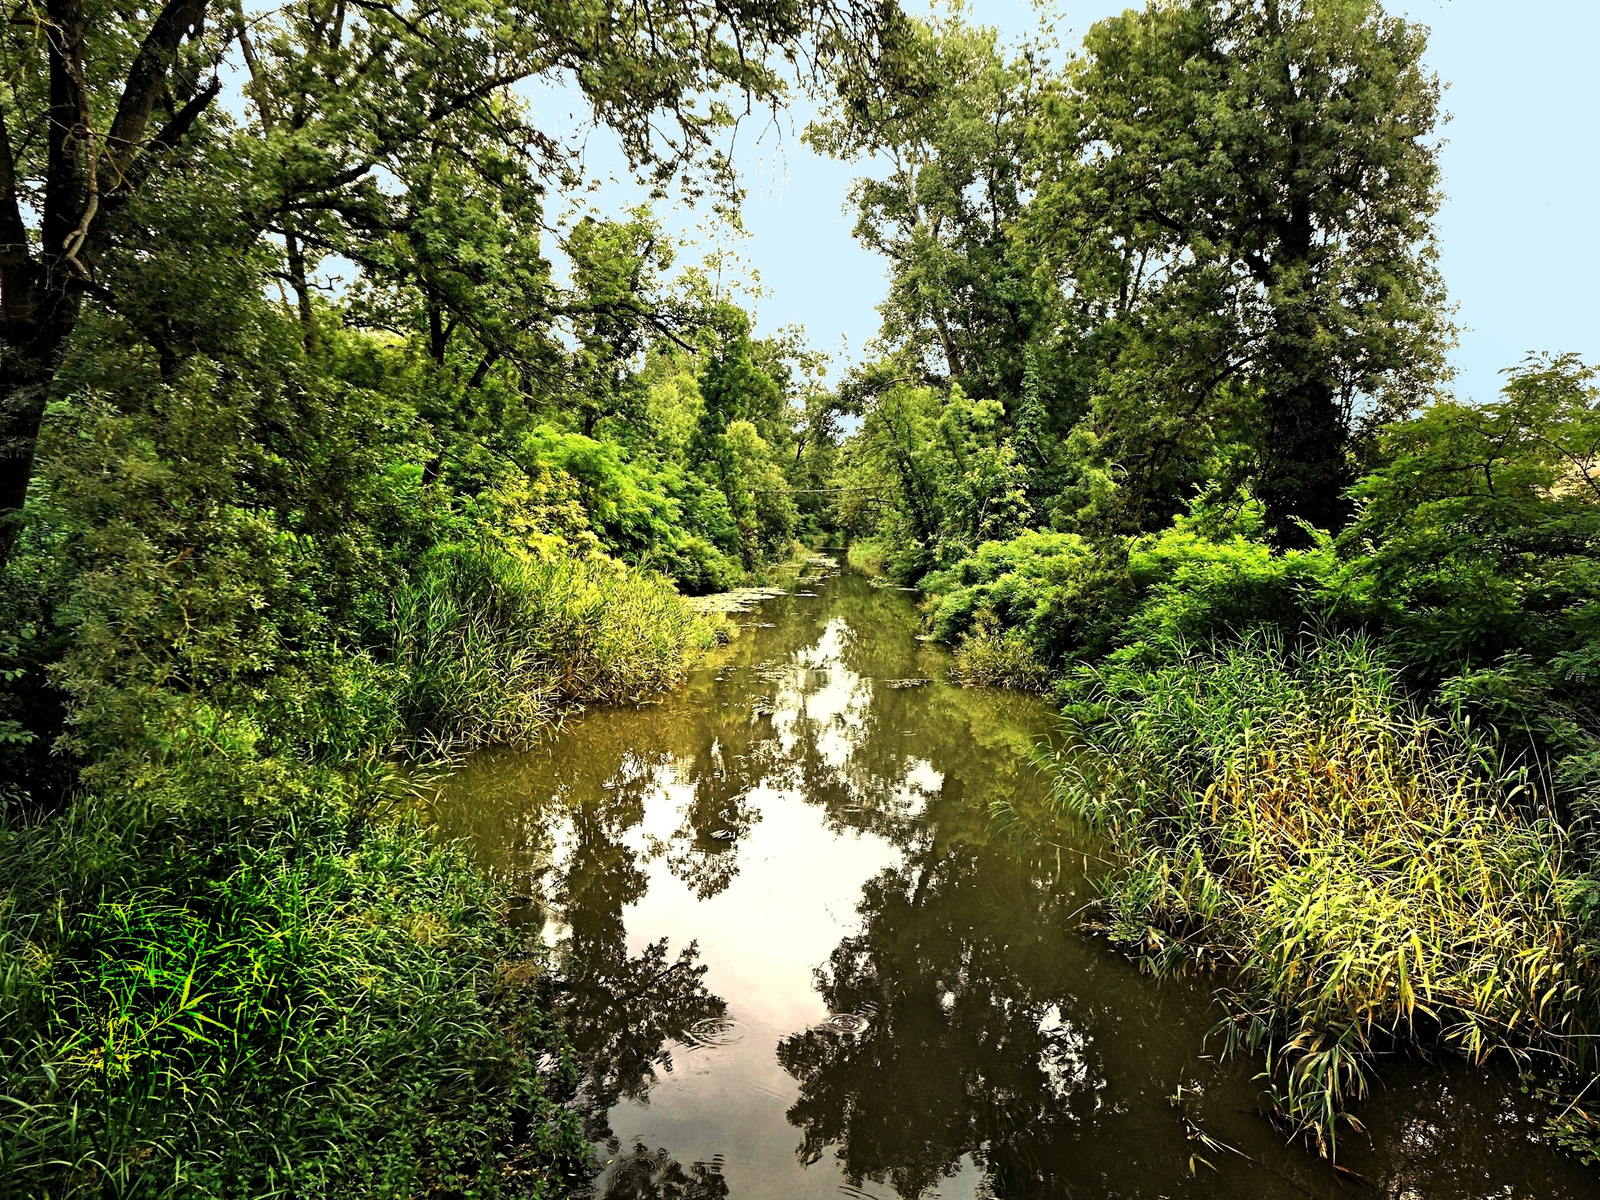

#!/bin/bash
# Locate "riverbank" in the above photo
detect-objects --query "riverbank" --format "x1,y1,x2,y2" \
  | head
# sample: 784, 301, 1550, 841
853, 519, 1600, 1163
0, 545, 726, 1197
1051, 630, 1599, 1161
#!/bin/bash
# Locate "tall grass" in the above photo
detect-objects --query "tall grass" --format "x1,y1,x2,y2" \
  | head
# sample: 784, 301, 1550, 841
1053, 630, 1598, 1157
391, 546, 718, 753
950, 625, 1050, 691
0, 793, 587, 1198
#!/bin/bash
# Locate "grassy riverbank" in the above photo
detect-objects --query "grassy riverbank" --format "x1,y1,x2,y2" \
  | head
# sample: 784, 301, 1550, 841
1054, 632, 1595, 1158
848, 356, 1600, 1159
0, 211, 810, 1193
0, 541, 717, 1196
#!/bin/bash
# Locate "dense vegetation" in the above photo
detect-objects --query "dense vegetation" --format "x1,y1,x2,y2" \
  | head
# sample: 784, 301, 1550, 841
4, 0, 1597, 1188
0, 0, 890, 1194
823, 0, 1600, 1162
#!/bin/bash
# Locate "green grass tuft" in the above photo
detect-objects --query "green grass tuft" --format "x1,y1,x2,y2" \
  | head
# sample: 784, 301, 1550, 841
1052, 629, 1598, 1158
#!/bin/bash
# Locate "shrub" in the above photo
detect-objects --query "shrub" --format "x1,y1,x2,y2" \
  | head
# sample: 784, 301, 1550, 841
950, 623, 1050, 691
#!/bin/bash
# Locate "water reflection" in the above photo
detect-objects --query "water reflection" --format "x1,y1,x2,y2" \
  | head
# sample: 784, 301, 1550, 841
778, 843, 1103, 1200
430, 564, 1600, 1199
605, 1145, 730, 1200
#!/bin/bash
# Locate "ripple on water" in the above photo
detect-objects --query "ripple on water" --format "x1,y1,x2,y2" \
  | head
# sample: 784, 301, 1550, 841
681, 1017, 746, 1048
822, 1012, 871, 1036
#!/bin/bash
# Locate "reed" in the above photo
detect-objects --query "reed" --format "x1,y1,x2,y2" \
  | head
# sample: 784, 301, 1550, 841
950, 624, 1050, 692
1053, 629, 1599, 1157
390, 545, 717, 752
0, 793, 587, 1197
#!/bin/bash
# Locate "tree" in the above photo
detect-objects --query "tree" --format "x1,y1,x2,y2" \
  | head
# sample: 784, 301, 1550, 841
807, 15, 1056, 408
0, 0, 902, 562
1041, 0, 1450, 539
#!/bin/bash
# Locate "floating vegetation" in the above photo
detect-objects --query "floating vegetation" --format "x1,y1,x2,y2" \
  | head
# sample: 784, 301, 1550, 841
689, 586, 788, 615
883, 678, 931, 689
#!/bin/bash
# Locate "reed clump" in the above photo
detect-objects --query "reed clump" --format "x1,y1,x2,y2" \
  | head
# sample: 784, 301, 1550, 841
951, 624, 1050, 692
1055, 630, 1599, 1157
392, 545, 719, 752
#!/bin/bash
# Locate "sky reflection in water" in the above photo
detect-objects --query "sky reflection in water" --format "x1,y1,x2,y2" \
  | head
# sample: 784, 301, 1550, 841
430, 563, 1600, 1200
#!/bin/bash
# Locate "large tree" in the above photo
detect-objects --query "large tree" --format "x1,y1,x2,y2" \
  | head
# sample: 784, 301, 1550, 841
0, 0, 899, 562
1042, 0, 1450, 539
807, 16, 1054, 407
821, 1, 1451, 544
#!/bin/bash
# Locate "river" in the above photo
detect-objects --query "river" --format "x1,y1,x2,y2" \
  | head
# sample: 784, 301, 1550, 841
429, 558, 1599, 1199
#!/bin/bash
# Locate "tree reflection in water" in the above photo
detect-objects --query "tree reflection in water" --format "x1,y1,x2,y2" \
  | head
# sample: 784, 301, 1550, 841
778, 837, 1100, 1200
601, 1145, 730, 1200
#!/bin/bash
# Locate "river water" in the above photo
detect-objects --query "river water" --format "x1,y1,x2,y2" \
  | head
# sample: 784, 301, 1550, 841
430, 559, 1600, 1199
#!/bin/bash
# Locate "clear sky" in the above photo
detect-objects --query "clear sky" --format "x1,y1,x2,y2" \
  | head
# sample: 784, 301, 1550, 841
537, 0, 1600, 406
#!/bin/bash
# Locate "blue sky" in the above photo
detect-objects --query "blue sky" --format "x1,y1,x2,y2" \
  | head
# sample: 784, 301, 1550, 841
538, 0, 1599, 406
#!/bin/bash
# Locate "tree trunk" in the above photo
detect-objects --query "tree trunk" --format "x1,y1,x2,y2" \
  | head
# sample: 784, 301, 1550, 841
1256, 318, 1351, 546
0, 0, 216, 566
0, 281, 80, 562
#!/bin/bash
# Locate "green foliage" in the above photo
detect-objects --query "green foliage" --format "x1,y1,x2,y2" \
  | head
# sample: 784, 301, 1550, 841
923, 531, 1092, 644
1121, 503, 1337, 648
0, 794, 588, 1198
844, 383, 1035, 580
1054, 631, 1596, 1159
393, 546, 717, 753
921, 497, 1338, 666
0, 15, 832, 1186
508, 425, 743, 593
1048, 0, 1449, 535
823, 0, 1449, 549
949, 623, 1049, 692
1339, 353, 1600, 677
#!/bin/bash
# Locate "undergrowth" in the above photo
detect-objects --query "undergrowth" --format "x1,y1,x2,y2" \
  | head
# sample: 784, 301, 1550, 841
0, 539, 716, 1197
1052, 630, 1600, 1158
394, 546, 718, 753
950, 622, 1049, 692
0, 791, 589, 1198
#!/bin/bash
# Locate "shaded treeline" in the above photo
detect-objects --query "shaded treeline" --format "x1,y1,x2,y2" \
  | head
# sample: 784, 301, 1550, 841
820, 0, 1600, 1164
0, 0, 904, 1194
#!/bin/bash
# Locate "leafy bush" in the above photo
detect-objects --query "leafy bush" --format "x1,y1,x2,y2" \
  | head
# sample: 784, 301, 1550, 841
924, 531, 1093, 644
513, 427, 742, 592
925, 500, 1338, 667
1335, 354, 1600, 680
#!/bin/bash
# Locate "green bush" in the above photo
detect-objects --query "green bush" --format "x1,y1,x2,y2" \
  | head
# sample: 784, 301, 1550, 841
0, 292, 728, 1196
924, 500, 1338, 670
512, 427, 742, 592
949, 623, 1050, 691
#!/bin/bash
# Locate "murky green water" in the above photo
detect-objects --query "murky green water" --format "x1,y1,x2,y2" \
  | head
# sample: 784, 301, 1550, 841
430, 561, 1600, 1199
